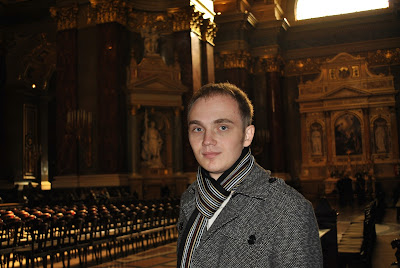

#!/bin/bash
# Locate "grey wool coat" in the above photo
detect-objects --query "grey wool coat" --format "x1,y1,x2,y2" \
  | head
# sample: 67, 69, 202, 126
177, 163, 323, 268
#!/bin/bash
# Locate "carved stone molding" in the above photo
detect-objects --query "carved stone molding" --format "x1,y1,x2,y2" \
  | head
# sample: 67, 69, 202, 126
215, 50, 251, 69
167, 7, 192, 32
367, 48, 400, 67
255, 56, 283, 73
88, 0, 130, 26
126, 11, 170, 34
50, 4, 79, 31
285, 57, 324, 76
285, 48, 400, 76
167, 6, 203, 35
202, 19, 217, 45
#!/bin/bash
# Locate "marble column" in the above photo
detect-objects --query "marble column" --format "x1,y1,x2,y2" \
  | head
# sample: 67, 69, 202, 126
300, 113, 309, 167
362, 108, 371, 160
39, 96, 50, 184
325, 111, 333, 164
96, 22, 127, 173
55, 29, 78, 175
390, 107, 399, 158
174, 30, 197, 173
266, 69, 285, 172
129, 105, 140, 175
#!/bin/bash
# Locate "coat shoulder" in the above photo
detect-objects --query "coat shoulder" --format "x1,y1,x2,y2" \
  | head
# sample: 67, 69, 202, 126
239, 164, 311, 207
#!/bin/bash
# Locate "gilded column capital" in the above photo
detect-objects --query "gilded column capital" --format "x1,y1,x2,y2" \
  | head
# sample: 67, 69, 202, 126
215, 50, 251, 70
88, 0, 130, 26
168, 6, 203, 36
202, 19, 217, 46
50, 4, 79, 31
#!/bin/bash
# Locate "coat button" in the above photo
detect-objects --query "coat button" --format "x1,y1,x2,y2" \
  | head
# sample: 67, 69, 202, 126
248, 234, 256, 245
269, 177, 277, 183
178, 221, 184, 231
190, 188, 195, 194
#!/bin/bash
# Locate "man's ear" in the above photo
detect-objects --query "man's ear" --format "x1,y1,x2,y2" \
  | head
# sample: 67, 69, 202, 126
243, 125, 255, 147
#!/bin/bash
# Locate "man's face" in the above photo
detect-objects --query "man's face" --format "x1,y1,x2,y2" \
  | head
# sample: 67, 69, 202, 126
188, 94, 255, 180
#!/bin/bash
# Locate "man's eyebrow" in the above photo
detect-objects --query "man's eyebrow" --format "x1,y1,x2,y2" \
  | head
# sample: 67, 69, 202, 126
214, 118, 234, 124
188, 120, 201, 126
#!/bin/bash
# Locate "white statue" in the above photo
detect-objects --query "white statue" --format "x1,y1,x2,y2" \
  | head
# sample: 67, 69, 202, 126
311, 129, 322, 155
126, 48, 137, 87
375, 124, 386, 153
141, 112, 164, 168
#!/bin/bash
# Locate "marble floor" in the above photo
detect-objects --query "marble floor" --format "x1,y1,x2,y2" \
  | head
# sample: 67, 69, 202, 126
337, 205, 400, 268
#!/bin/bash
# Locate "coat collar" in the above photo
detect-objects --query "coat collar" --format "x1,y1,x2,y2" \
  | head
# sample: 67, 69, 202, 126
181, 163, 279, 242
196, 164, 276, 242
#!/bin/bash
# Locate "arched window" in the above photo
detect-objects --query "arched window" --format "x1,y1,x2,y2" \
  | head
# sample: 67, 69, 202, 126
296, 0, 389, 20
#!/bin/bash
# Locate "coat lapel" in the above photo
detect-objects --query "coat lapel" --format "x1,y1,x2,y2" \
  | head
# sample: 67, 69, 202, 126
201, 193, 249, 242
200, 164, 266, 242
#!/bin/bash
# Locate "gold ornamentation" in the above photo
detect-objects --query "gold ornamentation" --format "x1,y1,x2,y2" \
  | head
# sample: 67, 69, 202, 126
88, 0, 129, 26
251, 55, 284, 73
285, 48, 399, 76
202, 19, 217, 45
168, 7, 193, 32
285, 58, 323, 76
50, 4, 79, 31
367, 48, 400, 66
190, 9, 203, 37
168, 6, 204, 36
215, 50, 251, 69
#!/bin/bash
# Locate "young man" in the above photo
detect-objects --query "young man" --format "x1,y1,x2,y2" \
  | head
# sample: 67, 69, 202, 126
177, 83, 323, 268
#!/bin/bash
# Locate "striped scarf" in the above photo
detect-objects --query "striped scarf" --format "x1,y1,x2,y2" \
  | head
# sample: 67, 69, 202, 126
178, 147, 254, 268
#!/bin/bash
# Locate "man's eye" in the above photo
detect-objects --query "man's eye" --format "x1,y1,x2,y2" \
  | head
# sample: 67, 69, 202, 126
219, 125, 228, 131
193, 127, 202, 132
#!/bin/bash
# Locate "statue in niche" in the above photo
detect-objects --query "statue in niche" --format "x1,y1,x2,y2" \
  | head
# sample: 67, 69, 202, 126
310, 123, 322, 156
126, 48, 137, 87
374, 118, 388, 153
141, 111, 164, 168
335, 113, 362, 155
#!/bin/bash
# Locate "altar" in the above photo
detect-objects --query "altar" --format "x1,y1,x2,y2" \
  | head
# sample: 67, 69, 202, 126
125, 38, 189, 199
297, 52, 399, 198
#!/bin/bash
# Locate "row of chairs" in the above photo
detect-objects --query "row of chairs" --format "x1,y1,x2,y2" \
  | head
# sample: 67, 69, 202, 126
0, 198, 180, 267
338, 199, 377, 268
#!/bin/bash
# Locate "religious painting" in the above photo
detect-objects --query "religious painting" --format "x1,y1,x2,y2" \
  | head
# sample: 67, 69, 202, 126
334, 113, 362, 155
373, 118, 389, 153
310, 123, 323, 156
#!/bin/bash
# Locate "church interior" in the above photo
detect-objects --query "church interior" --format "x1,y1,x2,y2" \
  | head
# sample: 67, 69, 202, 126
0, 0, 400, 267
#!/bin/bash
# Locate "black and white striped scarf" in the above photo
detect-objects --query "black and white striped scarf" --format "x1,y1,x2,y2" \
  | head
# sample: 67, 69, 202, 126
178, 147, 254, 268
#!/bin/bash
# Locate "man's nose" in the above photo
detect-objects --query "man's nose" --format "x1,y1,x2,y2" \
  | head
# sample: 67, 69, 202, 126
202, 130, 216, 146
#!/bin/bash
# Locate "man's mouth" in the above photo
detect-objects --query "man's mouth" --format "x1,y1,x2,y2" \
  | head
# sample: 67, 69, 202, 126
202, 151, 220, 159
